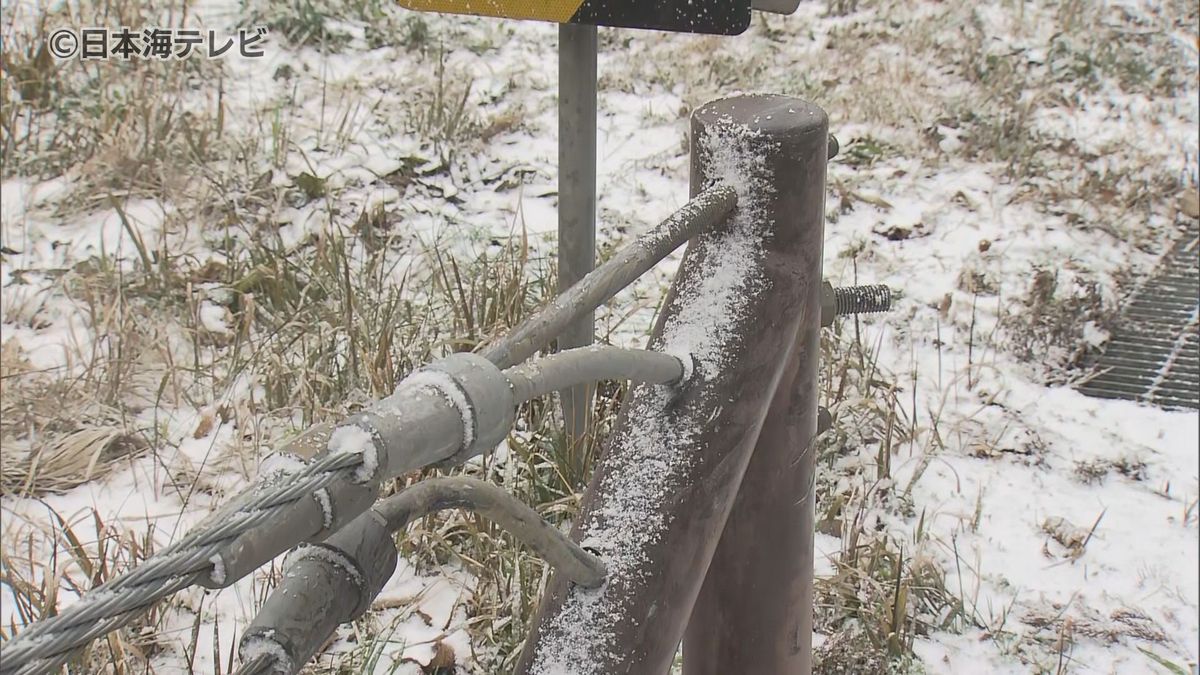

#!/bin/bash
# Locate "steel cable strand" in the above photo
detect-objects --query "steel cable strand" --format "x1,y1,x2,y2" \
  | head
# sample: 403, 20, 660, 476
1, 453, 365, 673
235, 654, 276, 675
2, 549, 214, 669
9, 575, 199, 675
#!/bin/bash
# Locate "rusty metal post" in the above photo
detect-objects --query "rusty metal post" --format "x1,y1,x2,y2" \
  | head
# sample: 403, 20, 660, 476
683, 105, 828, 673
514, 95, 828, 675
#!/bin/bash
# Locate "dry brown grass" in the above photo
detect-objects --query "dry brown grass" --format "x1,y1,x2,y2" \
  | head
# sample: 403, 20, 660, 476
0, 425, 146, 496
1, 0, 226, 209
813, 313, 973, 673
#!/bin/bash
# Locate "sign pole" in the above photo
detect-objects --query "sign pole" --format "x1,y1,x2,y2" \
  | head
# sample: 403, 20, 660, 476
557, 23, 598, 451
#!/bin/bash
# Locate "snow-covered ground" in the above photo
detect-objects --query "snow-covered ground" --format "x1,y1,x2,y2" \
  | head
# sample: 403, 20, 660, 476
1, 0, 1197, 672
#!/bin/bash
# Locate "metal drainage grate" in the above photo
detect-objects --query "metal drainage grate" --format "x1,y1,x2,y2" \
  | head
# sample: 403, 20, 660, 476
1077, 220, 1199, 410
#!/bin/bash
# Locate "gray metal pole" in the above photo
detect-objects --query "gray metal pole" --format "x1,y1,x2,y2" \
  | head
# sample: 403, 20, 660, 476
683, 96, 829, 675
557, 23, 598, 446
514, 94, 829, 675
505, 346, 685, 402
482, 185, 736, 371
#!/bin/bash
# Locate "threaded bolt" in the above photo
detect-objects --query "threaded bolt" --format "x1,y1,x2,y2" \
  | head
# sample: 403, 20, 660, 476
834, 284, 891, 315
820, 282, 893, 327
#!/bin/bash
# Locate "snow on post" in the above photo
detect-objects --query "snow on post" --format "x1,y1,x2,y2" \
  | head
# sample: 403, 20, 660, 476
517, 95, 829, 675
685, 98, 829, 675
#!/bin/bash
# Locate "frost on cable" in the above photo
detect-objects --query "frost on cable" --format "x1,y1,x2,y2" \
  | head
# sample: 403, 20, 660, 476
313, 487, 334, 529
327, 425, 379, 482
284, 543, 365, 590
397, 368, 477, 449
240, 630, 293, 673
258, 452, 307, 482
528, 118, 775, 675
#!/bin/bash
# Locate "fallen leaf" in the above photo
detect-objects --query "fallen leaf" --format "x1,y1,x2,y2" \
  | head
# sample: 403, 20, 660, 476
938, 293, 953, 318
852, 190, 894, 211
423, 640, 456, 674
193, 409, 215, 439
1181, 189, 1199, 219
294, 172, 327, 201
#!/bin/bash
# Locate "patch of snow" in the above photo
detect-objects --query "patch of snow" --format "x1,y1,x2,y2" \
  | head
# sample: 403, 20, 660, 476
653, 116, 773, 381
326, 425, 379, 483
258, 452, 307, 481
208, 555, 227, 586
199, 301, 234, 336
813, 532, 840, 577
1081, 320, 1110, 348
239, 630, 292, 673
312, 488, 334, 530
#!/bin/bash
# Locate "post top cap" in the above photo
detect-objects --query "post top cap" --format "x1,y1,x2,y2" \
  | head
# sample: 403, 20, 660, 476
693, 94, 828, 138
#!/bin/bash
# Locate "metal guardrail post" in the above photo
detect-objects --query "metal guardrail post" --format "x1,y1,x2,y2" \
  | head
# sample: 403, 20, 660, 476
683, 97, 828, 675
514, 94, 828, 674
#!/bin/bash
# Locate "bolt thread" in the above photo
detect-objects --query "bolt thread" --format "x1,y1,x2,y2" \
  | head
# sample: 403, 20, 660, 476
834, 285, 891, 316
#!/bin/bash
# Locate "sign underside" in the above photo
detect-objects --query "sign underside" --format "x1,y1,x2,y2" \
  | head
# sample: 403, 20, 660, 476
396, 0, 752, 35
